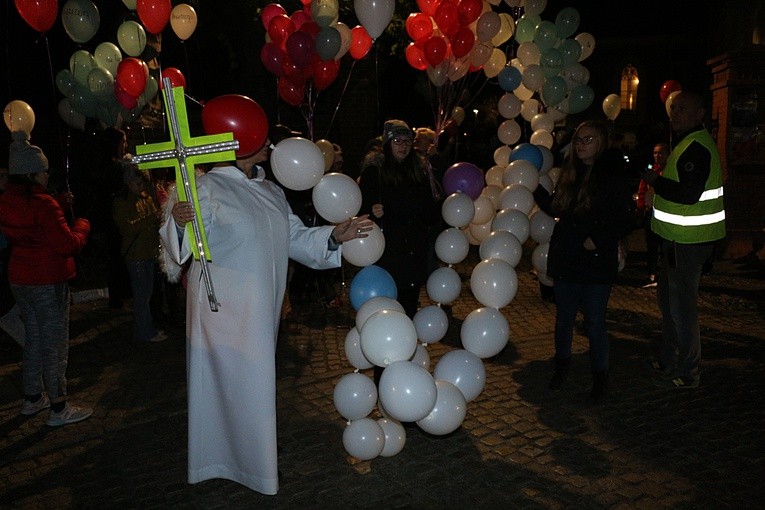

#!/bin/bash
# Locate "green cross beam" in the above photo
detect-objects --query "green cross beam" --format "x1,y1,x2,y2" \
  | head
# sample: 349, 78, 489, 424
133, 80, 238, 312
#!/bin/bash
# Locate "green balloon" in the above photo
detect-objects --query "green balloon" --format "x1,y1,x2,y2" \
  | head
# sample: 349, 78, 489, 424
567, 84, 594, 114
514, 15, 540, 44
70, 50, 96, 86
316, 26, 341, 61
533, 21, 558, 52
69, 84, 98, 118
95, 42, 123, 76
87, 67, 114, 98
539, 48, 563, 78
62, 0, 100, 44
555, 7, 580, 39
557, 38, 581, 67
540, 76, 567, 107
56, 69, 76, 97
117, 20, 147, 57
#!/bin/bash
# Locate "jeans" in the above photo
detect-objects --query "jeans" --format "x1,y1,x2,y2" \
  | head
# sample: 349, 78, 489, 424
553, 280, 613, 373
126, 259, 158, 341
657, 240, 713, 376
12, 283, 70, 400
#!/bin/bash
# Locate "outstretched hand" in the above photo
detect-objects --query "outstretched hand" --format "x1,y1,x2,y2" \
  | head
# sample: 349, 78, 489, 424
332, 215, 374, 243
172, 201, 194, 227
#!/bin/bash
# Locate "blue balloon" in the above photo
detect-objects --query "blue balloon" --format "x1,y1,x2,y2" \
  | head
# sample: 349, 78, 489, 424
509, 143, 544, 171
497, 66, 522, 92
349, 265, 397, 310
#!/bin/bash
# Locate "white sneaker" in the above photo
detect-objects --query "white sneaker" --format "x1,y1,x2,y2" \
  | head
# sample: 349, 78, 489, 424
148, 331, 168, 343
20, 395, 50, 416
46, 403, 93, 427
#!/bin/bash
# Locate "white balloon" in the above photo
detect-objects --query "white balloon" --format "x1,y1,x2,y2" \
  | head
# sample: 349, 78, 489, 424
485, 164, 505, 188
530, 112, 554, 132
513, 83, 534, 101
377, 418, 406, 457
497, 119, 521, 146
360, 309, 418, 367
270, 137, 324, 191
479, 230, 522, 267
461, 306, 510, 358
493, 144, 512, 166
575, 32, 596, 61
379, 361, 438, 422
416, 380, 467, 435
532, 241, 549, 274
538, 173, 554, 194
462, 225, 481, 246
520, 98, 542, 122
538, 271, 555, 286
412, 305, 449, 344
529, 209, 556, 243
468, 219, 493, 244
312, 172, 362, 223
344, 327, 374, 370
409, 343, 430, 370
472, 195, 495, 225
426, 266, 462, 305
498, 184, 535, 215
516, 41, 541, 66
530, 129, 554, 149
435, 227, 470, 265
470, 257, 518, 309
491, 208, 530, 244
341, 222, 385, 267
481, 185, 502, 210
497, 92, 521, 119
537, 145, 554, 173
333, 372, 378, 421
433, 349, 486, 402
441, 192, 475, 228
355, 296, 405, 332
521, 64, 545, 92
502, 160, 539, 191
343, 418, 385, 460
546, 166, 561, 187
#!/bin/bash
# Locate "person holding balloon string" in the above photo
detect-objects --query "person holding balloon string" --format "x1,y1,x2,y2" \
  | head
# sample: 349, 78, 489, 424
532, 119, 635, 403
160, 115, 374, 495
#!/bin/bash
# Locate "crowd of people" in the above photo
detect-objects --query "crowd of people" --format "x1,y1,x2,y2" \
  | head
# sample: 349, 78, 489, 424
0, 89, 725, 494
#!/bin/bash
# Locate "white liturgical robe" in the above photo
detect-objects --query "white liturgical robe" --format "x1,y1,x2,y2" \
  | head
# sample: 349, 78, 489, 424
159, 165, 340, 495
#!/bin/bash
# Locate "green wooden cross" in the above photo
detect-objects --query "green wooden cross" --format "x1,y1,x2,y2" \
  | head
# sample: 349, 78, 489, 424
133, 80, 238, 312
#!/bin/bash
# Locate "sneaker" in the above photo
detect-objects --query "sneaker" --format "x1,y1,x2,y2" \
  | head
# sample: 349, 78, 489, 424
652, 373, 700, 389
20, 395, 50, 416
645, 359, 672, 376
641, 276, 657, 288
46, 403, 93, 426
148, 331, 167, 343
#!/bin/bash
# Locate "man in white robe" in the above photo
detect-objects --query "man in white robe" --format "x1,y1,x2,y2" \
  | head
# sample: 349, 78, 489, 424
159, 142, 371, 495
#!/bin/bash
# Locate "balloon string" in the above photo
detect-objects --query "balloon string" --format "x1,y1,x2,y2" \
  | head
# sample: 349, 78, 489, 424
44, 34, 72, 196
182, 42, 192, 93
325, 59, 357, 139
374, 44, 380, 130
3, 0, 11, 98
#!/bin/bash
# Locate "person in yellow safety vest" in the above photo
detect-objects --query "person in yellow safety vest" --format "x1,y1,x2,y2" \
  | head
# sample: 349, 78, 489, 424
640, 91, 726, 389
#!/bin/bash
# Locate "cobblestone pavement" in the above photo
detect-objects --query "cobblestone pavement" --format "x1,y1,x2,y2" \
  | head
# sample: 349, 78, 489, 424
1, 238, 763, 509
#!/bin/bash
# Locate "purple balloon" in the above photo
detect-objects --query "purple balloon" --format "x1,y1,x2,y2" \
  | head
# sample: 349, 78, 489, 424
443, 162, 484, 200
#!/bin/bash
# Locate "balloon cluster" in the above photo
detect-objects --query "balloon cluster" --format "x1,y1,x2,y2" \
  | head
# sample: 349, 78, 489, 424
13, 0, 198, 130
259, 0, 395, 106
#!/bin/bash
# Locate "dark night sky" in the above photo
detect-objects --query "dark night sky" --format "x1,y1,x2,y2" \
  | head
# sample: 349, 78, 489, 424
0, 0, 725, 170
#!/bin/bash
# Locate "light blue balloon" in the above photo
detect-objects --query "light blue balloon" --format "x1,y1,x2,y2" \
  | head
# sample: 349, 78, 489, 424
350, 265, 397, 311
533, 20, 558, 51
541, 76, 567, 107
555, 7, 580, 39
557, 38, 582, 67
497, 66, 522, 92
567, 84, 595, 114
509, 143, 543, 171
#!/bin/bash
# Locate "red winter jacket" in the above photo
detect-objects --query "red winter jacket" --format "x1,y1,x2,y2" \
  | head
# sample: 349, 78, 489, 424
0, 182, 90, 285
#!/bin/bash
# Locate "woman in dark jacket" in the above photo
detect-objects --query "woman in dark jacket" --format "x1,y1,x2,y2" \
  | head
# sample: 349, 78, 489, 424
0, 131, 92, 426
533, 120, 634, 402
358, 120, 441, 318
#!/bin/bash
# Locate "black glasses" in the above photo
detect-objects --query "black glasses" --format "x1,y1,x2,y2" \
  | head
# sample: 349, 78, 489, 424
573, 135, 596, 146
392, 138, 412, 146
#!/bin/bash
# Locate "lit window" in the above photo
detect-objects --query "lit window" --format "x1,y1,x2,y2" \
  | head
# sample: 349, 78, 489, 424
620, 64, 639, 111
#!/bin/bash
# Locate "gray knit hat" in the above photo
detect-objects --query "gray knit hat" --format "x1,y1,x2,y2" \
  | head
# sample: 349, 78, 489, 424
9, 130, 48, 175
382, 119, 413, 143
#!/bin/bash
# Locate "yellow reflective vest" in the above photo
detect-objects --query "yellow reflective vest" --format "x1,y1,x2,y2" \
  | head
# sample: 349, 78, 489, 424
652, 130, 725, 243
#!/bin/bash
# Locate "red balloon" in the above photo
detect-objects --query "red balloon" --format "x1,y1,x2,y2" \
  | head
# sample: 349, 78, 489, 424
298, 20, 320, 38
313, 59, 340, 91
450, 25, 474, 58
260, 42, 286, 77
286, 30, 315, 69
261, 3, 287, 30
423, 35, 447, 67
290, 9, 310, 29
160, 67, 186, 89
14, 0, 58, 33
136, 0, 172, 35
202, 94, 269, 158
116, 58, 147, 97
434, 0, 459, 38
277, 77, 304, 106
405, 42, 427, 71
349, 25, 372, 60
282, 58, 306, 85
457, 0, 482, 26
417, 0, 442, 17
660, 79, 682, 103
405, 13, 433, 43
268, 14, 295, 48
114, 82, 138, 110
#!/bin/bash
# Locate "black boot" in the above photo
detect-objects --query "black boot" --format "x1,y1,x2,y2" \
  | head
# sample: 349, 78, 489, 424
549, 357, 571, 390
589, 371, 608, 403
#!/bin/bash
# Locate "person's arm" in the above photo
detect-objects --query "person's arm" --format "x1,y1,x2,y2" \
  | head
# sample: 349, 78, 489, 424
645, 141, 711, 205
39, 196, 90, 256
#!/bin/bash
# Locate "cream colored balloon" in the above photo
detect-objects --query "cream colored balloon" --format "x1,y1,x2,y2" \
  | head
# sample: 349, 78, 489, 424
170, 4, 197, 41
490, 13, 514, 47
3, 100, 35, 133
530, 129, 554, 149
315, 139, 335, 172
485, 164, 505, 188
483, 48, 506, 79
